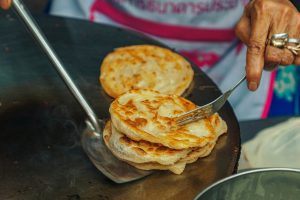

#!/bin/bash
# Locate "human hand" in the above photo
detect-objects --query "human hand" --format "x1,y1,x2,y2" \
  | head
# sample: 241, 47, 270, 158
0, 0, 11, 9
235, 0, 300, 91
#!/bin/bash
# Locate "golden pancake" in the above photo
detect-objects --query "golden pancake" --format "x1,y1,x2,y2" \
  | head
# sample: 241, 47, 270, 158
103, 113, 226, 174
180, 142, 216, 164
100, 45, 194, 98
180, 115, 227, 163
110, 89, 227, 150
103, 121, 192, 165
126, 160, 186, 175
125, 143, 216, 175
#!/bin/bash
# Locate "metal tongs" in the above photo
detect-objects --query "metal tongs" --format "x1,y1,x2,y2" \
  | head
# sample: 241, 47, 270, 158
12, 0, 151, 183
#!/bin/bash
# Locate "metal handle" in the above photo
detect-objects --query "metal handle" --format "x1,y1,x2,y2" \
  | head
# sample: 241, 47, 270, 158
230, 75, 246, 92
12, 0, 101, 133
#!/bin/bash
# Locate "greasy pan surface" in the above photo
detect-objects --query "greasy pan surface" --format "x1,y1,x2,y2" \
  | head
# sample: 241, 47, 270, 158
0, 13, 240, 200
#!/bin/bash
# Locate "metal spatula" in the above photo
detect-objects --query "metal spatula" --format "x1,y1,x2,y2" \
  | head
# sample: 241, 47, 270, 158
12, 0, 151, 183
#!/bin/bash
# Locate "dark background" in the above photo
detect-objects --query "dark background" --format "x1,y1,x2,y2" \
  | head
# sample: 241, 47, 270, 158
291, 0, 300, 10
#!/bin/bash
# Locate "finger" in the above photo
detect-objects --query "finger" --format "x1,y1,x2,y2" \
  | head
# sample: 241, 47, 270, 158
265, 46, 293, 66
265, 7, 295, 66
0, 0, 11, 9
235, 13, 251, 44
290, 13, 300, 65
294, 54, 300, 65
235, 2, 252, 44
264, 62, 278, 71
246, 4, 270, 91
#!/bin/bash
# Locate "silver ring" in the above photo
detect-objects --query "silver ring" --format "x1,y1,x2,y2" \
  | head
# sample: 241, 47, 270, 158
270, 33, 289, 48
285, 44, 300, 56
271, 33, 289, 39
287, 38, 300, 45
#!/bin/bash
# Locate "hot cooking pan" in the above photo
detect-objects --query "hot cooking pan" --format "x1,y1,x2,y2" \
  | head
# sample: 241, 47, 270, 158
0, 11, 240, 200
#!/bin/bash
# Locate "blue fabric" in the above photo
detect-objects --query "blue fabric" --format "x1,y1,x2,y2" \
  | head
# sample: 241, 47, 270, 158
268, 65, 300, 117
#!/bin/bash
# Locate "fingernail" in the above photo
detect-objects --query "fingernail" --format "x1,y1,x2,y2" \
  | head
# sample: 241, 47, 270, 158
248, 82, 257, 91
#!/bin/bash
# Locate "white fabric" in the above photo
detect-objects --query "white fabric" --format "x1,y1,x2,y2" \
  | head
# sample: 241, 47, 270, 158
105, 0, 245, 28
49, 0, 270, 120
243, 118, 300, 168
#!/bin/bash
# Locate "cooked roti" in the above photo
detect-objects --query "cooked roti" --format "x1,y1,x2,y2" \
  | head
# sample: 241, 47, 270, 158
125, 143, 217, 175
126, 160, 187, 175
103, 121, 192, 165
103, 120, 224, 174
110, 89, 227, 150
100, 45, 194, 98
180, 116, 227, 163
180, 142, 216, 164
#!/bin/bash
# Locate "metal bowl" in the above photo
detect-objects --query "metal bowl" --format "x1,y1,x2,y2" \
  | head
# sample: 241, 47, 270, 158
194, 168, 300, 200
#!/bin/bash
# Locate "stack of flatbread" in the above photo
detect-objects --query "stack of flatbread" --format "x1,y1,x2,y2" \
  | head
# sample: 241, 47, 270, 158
103, 90, 227, 174
100, 45, 227, 174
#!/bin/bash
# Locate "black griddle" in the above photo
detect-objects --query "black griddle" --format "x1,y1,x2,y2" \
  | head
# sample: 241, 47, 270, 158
0, 13, 240, 200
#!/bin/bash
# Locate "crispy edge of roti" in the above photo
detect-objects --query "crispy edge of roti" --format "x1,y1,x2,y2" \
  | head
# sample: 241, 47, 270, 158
102, 120, 213, 175
115, 115, 227, 174
103, 120, 192, 165
126, 160, 186, 175
125, 142, 217, 175
103, 122, 222, 175
103, 114, 227, 174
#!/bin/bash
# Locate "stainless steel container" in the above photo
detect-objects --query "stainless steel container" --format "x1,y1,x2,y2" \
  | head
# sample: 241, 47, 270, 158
194, 168, 300, 200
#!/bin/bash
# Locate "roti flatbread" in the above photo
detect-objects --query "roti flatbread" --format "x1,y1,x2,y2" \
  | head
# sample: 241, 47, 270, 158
100, 45, 194, 98
110, 89, 227, 149
103, 120, 192, 165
